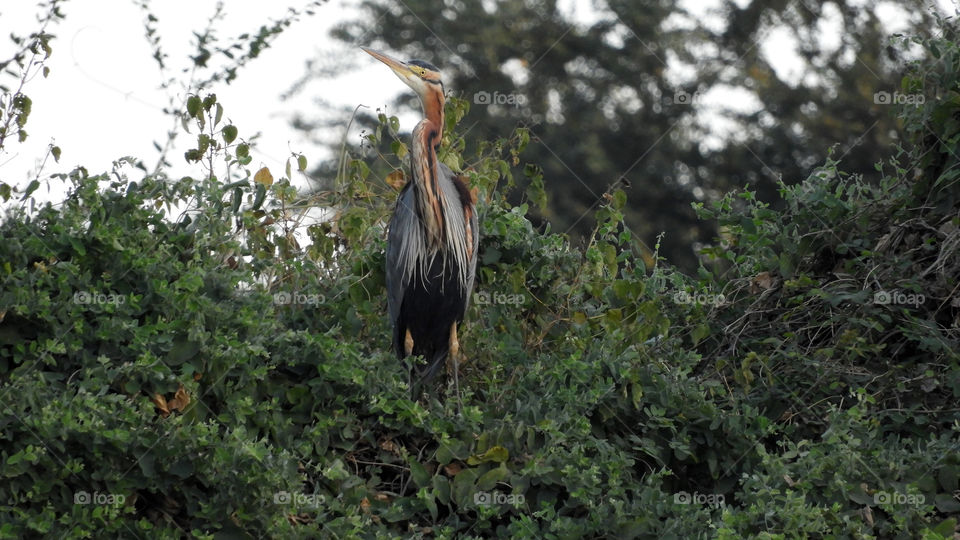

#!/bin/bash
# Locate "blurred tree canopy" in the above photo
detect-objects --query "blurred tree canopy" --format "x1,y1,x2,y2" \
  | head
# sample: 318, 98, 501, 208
290, 0, 942, 270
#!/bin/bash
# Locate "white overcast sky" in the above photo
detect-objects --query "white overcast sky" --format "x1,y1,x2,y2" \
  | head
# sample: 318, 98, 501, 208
1, 0, 956, 205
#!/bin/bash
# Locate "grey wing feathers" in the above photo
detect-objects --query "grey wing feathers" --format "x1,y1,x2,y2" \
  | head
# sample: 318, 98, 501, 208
385, 184, 418, 334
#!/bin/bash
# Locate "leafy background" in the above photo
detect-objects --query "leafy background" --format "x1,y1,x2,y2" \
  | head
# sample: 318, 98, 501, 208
1, 1, 959, 538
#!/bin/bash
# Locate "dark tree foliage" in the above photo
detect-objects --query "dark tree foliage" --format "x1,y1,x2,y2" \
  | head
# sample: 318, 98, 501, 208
293, 0, 942, 270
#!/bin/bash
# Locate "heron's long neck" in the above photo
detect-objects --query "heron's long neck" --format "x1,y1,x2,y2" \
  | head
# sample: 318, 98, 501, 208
413, 91, 445, 251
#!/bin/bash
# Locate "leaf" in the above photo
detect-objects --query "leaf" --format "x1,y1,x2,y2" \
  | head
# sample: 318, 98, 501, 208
254, 167, 274, 186
476, 464, 509, 491
166, 340, 200, 366
467, 445, 508, 465
297, 154, 308, 171
391, 140, 408, 159
22, 180, 40, 199
409, 458, 430, 488
222, 125, 238, 144
385, 169, 406, 191
691, 323, 710, 345
151, 393, 170, 417
166, 384, 190, 412
186, 95, 201, 117
51, 146, 61, 162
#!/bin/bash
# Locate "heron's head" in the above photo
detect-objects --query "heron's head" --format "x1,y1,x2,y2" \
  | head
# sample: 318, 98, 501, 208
362, 47, 444, 105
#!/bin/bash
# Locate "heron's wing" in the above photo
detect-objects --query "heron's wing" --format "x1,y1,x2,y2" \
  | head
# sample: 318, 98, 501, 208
440, 163, 480, 312
385, 183, 418, 334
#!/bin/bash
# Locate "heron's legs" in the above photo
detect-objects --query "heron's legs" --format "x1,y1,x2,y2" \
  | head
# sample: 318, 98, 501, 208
448, 322, 465, 413
404, 329, 414, 356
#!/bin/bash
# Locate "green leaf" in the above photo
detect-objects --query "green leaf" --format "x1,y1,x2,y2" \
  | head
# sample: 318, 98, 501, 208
186, 95, 201, 117
467, 445, 508, 465
409, 458, 430, 488
22, 180, 40, 199
476, 464, 509, 491
166, 340, 200, 366
222, 125, 238, 144
297, 154, 308, 171
51, 145, 61, 162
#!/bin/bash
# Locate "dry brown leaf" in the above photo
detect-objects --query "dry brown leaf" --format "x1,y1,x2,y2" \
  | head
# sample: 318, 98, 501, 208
750, 271, 777, 293
385, 169, 406, 191
443, 463, 462, 476
152, 393, 170, 417
167, 384, 190, 412
379, 438, 398, 454
254, 167, 274, 186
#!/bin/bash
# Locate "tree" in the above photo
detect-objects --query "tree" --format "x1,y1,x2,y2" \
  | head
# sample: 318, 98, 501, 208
292, 0, 942, 271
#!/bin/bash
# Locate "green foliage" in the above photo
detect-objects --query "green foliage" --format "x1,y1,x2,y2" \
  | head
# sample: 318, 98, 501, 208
314, 0, 945, 271
1, 5, 959, 539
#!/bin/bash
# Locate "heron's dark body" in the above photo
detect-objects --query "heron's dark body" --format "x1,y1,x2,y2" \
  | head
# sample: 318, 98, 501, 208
387, 175, 476, 386
393, 227, 467, 381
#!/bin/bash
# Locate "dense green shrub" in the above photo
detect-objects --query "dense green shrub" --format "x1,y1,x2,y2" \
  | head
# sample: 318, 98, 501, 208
2, 8, 958, 540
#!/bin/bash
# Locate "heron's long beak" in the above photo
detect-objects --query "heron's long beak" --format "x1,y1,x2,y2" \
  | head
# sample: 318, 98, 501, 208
362, 47, 409, 77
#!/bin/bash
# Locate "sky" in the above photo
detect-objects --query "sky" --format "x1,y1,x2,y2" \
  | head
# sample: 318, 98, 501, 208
1, 0, 378, 203
1, 0, 956, 207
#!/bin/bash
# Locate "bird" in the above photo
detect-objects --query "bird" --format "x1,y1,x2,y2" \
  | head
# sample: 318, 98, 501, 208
361, 47, 479, 396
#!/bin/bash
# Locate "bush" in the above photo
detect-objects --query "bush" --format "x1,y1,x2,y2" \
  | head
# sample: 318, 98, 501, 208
1, 7, 958, 540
